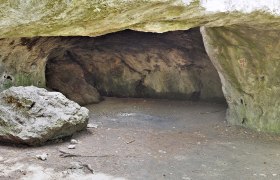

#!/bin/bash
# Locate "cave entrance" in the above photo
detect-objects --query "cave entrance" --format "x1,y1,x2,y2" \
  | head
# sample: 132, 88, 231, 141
45, 28, 225, 106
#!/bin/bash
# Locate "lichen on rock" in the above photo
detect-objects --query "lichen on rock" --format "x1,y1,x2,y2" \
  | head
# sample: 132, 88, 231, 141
0, 86, 89, 145
201, 25, 280, 132
0, 0, 280, 133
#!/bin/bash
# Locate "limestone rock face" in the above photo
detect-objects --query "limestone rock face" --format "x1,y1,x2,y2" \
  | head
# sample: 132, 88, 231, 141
0, 0, 279, 37
0, 29, 224, 104
0, 86, 89, 145
201, 26, 280, 132
45, 29, 224, 101
0, 0, 280, 132
46, 60, 102, 105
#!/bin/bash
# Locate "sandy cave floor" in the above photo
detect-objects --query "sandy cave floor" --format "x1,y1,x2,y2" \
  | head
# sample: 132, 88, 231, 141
1, 97, 280, 179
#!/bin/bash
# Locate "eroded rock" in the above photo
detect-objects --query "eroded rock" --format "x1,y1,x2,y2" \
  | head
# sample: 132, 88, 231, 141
0, 86, 89, 145
0, 1, 279, 37
45, 29, 224, 102
0, 0, 279, 132
201, 26, 280, 132
0, 29, 224, 104
46, 58, 102, 105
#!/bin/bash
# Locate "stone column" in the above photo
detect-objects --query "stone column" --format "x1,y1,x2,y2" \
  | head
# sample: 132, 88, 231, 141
201, 25, 280, 133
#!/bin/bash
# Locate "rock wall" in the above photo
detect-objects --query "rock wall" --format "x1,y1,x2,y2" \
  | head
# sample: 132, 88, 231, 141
45, 29, 224, 103
201, 26, 280, 132
0, 29, 224, 105
0, 0, 279, 37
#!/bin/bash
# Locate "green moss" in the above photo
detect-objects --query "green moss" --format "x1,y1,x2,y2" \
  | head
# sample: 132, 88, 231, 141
0, 0, 279, 37
1, 73, 45, 90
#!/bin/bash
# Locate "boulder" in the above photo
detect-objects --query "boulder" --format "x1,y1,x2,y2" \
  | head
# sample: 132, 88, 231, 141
0, 86, 89, 145
46, 58, 102, 105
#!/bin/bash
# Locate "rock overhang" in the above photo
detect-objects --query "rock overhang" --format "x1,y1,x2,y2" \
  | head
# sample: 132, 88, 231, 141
0, 0, 279, 38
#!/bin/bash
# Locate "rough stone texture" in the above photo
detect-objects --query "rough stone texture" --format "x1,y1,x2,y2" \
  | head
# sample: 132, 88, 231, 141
0, 0, 280, 132
0, 0, 279, 37
0, 29, 224, 104
46, 57, 102, 105
45, 29, 224, 102
0, 86, 89, 145
201, 26, 280, 133
0, 37, 102, 105
0, 37, 56, 91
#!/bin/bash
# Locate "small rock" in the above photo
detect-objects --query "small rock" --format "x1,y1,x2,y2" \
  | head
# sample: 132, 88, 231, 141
259, 174, 267, 177
0, 156, 3, 161
182, 176, 191, 180
70, 139, 78, 144
87, 123, 98, 128
36, 153, 48, 161
69, 162, 83, 169
68, 145, 76, 149
272, 174, 277, 176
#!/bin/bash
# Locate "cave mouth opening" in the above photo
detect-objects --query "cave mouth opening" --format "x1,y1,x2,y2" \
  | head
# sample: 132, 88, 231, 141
45, 28, 225, 106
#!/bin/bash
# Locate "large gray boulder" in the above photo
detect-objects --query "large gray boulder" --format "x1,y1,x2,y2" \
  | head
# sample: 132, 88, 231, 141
0, 86, 89, 145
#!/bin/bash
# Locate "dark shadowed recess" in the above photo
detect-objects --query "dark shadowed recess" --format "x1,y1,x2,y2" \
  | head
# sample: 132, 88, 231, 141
45, 28, 225, 105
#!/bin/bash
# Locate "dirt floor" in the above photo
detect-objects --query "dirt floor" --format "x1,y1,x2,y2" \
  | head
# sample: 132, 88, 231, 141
1, 97, 280, 180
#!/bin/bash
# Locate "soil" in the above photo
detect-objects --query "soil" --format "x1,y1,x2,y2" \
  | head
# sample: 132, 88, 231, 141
1, 97, 280, 180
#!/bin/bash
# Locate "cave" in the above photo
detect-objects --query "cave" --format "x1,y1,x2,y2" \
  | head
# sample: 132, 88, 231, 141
2, 1, 280, 179
45, 28, 225, 105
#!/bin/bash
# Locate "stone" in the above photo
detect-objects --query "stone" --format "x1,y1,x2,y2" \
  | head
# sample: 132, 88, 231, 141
36, 153, 48, 161
87, 123, 98, 129
70, 139, 78, 144
0, 0, 279, 132
68, 145, 76, 149
201, 26, 280, 132
0, 29, 224, 103
0, 1, 279, 37
0, 86, 89, 145
45, 29, 223, 102
46, 58, 102, 105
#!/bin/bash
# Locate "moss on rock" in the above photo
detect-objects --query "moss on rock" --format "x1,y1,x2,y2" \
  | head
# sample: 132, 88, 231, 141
201, 26, 280, 133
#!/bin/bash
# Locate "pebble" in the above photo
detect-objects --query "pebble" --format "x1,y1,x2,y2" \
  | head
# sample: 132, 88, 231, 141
36, 153, 48, 161
87, 123, 98, 128
0, 156, 3, 161
68, 145, 76, 149
259, 174, 267, 177
70, 139, 78, 144
182, 176, 191, 180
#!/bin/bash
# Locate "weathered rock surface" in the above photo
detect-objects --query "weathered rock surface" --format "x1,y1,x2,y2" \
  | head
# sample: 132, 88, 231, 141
0, 29, 224, 104
0, 0, 279, 37
201, 26, 280, 132
45, 29, 224, 102
0, 86, 89, 145
46, 59, 102, 105
0, 0, 280, 132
